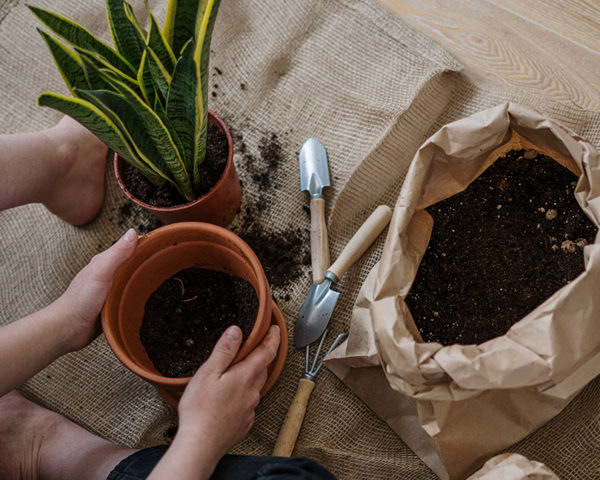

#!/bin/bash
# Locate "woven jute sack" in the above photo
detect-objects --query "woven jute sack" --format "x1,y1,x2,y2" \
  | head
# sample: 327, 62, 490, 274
327, 103, 600, 479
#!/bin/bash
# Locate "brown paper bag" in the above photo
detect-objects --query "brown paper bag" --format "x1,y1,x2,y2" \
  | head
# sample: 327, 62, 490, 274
467, 454, 559, 480
326, 103, 600, 479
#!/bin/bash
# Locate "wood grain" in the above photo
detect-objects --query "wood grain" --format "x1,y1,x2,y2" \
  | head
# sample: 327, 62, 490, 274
380, 0, 600, 110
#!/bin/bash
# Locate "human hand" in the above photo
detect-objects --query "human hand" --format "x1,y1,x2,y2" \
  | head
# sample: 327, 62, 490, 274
176, 324, 281, 461
54, 228, 137, 352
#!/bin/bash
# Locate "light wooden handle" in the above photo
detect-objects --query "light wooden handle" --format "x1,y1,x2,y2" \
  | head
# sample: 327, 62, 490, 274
272, 378, 316, 457
310, 198, 330, 284
328, 205, 392, 281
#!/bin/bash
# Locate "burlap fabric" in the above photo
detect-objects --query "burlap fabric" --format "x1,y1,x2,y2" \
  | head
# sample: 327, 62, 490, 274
1, 1, 599, 479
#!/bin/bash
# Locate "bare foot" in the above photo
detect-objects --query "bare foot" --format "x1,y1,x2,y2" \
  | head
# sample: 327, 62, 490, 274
0, 391, 136, 480
42, 116, 108, 226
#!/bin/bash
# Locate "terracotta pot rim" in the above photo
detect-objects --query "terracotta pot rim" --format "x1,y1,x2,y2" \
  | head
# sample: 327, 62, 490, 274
102, 222, 272, 388
113, 110, 234, 213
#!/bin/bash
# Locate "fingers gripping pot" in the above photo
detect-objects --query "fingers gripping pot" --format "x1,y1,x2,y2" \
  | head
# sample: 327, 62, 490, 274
326, 103, 600, 480
102, 222, 288, 407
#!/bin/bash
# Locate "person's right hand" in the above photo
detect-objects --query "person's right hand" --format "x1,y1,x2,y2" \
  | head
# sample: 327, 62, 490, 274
177, 324, 280, 460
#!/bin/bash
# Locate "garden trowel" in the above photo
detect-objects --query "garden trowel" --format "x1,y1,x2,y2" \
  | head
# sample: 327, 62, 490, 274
294, 205, 392, 348
299, 138, 331, 284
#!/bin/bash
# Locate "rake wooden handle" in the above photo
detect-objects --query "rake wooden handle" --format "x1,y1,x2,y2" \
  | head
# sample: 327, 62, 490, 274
272, 377, 316, 457
328, 205, 392, 281
310, 198, 330, 284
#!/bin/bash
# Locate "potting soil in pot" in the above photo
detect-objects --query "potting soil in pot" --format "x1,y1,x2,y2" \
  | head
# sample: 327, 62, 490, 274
122, 121, 229, 207
139, 267, 258, 377
406, 149, 597, 346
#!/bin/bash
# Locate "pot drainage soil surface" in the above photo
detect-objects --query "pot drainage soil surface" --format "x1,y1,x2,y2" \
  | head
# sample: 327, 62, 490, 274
406, 149, 597, 346
140, 267, 258, 377
121, 121, 228, 207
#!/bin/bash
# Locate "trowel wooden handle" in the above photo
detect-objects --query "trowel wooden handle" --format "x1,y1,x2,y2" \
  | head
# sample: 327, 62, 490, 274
310, 198, 330, 284
328, 205, 392, 281
272, 378, 316, 457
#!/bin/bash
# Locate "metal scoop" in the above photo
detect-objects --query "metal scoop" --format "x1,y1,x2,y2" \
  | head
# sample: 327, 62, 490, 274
294, 205, 392, 348
299, 138, 331, 284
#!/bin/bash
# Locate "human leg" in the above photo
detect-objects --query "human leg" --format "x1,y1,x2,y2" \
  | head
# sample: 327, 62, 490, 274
212, 455, 337, 480
108, 449, 336, 480
0, 116, 107, 225
0, 391, 137, 480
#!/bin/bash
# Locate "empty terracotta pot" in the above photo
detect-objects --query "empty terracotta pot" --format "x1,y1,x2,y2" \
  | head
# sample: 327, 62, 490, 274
114, 110, 242, 226
101, 222, 288, 406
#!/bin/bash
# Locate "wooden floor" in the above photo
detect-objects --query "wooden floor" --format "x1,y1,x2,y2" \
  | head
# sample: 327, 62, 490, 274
380, 0, 600, 110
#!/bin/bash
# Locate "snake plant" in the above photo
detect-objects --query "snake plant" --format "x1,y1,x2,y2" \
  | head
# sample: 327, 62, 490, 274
29, 0, 222, 202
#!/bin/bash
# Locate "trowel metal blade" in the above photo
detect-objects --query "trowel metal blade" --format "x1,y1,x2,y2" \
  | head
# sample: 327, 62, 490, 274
294, 280, 340, 348
299, 138, 330, 196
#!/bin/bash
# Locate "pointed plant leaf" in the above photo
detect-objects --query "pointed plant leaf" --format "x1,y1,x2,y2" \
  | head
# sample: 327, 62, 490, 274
75, 47, 143, 99
137, 50, 156, 105
80, 54, 115, 91
83, 78, 193, 200
193, 0, 221, 180
145, 47, 172, 100
166, 40, 197, 176
146, 8, 175, 73
74, 88, 173, 186
36, 92, 164, 184
37, 29, 89, 93
163, 0, 204, 56
106, 0, 145, 68
28, 5, 134, 75
153, 94, 187, 172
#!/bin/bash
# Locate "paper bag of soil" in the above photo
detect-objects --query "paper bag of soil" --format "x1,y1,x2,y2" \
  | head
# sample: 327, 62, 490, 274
326, 103, 600, 479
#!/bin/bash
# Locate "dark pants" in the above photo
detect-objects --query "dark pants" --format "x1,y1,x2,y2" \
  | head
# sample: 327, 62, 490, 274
107, 445, 337, 480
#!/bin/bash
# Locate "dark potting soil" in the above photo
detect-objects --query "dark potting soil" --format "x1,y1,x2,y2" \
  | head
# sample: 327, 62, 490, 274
405, 149, 597, 346
229, 128, 311, 292
121, 121, 228, 207
139, 267, 258, 377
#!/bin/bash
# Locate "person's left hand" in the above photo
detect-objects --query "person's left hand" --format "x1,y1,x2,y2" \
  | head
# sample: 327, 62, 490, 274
54, 228, 138, 351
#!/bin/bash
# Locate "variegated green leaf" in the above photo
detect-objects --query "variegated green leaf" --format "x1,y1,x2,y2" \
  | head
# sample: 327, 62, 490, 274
137, 50, 156, 105
75, 48, 140, 91
37, 92, 164, 184
74, 88, 173, 186
28, 5, 134, 75
80, 55, 115, 91
193, 0, 221, 182
84, 78, 193, 200
166, 40, 197, 177
146, 9, 175, 73
145, 47, 172, 100
163, 0, 203, 56
37, 29, 89, 94
123, 2, 147, 38
106, 0, 145, 68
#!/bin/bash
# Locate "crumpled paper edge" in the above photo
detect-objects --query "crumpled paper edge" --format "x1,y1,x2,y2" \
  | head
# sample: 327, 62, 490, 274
466, 453, 559, 480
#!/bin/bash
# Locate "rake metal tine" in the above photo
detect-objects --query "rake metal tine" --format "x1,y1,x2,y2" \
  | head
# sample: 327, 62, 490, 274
305, 345, 310, 372
309, 329, 329, 374
313, 332, 348, 377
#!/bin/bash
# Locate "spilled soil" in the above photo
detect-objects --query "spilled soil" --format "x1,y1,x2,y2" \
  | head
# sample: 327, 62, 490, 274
229, 129, 310, 293
406, 149, 597, 346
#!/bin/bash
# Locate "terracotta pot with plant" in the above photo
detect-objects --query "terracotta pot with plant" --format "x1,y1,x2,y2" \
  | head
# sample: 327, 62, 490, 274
30, 0, 241, 225
101, 222, 288, 406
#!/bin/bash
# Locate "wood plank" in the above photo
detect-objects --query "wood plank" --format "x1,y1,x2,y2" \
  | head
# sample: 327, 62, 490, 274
380, 0, 600, 110
487, 0, 600, 54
